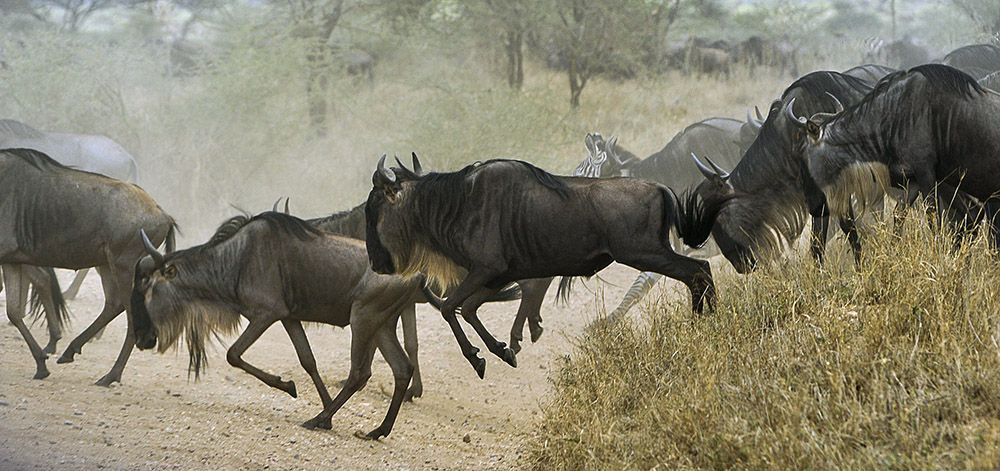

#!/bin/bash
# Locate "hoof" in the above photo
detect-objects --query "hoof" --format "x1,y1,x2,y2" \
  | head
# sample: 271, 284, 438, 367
280, 380, 297, 398
94, 374, 119, 387
529, 324, 544, 343
356, 428, 387, 440
33, 368, 50, 380
403, 386, 423, 402
468, 355, 486, 379
43, 342, 58, 355
501, 348, 517, 368
301, 417, 332, 430
56, 348, 78, 364
509, 339, 522, 355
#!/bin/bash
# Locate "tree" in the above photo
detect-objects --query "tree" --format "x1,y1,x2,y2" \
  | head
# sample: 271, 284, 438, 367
951, 0, 1000, 37
480, 0, 531, 90
35, 0, 155, 32
534, 0, 657, 108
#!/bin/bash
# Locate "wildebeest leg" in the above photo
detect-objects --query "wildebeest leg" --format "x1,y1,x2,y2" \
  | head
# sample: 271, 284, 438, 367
441, 270, 502, 378
62, 268, 89, 300
509, 277, 553, 354
458, 287, 517, 368
358, 325, 413, 440
95, 263, 139, 387
809, 215, 830, 263
303, 306, 381, 430
227, 318, 296, 397
282, 319, 332, 407
59, 265, 120, 363
618, 251, 715, 313
3, 265, 50, 379
399, 304, 422, 401
838, 210, 863, 266
24, 266, 63, 354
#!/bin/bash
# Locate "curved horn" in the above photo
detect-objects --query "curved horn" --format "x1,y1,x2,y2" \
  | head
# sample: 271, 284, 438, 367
703, 155, 730, 179
394, 154, 410, 172
411, 152, 423, 175
692, 153, 717, 180
825, 92, 845, 113
754, 105, 764, 121
272, 198, 281, 212
283, 197, 290, 215
784, 97, 806, 125
140, 229, 165, 266
377, 154, 396, 183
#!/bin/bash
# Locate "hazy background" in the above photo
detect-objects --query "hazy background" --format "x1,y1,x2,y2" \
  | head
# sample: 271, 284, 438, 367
0, 0, 995, 241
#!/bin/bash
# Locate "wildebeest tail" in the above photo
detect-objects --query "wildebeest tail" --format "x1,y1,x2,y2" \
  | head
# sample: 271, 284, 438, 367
28, 267, 71, 330
673, 187, 721, 249
555, 277, 575, 304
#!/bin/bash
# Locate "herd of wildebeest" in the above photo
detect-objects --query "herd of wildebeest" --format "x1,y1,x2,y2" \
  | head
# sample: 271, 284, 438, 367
2, 42, 1000, 440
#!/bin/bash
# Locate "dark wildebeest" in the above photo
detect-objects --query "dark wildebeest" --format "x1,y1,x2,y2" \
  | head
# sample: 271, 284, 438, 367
941, 44, 1000, 80
366, 157, 716, 377
132, 212, 446, 439
688, 71, 880, 273
344, 50, 375, 82
799, 65, 1000, 237
980, 70, 1000, 92
0, 119, 140, 300
864, 36, 930, 69
684, 44, 731, 77
732, 36, 799, 77
0, 148, 174, 383
842, 64, 898, 83
573, 117, 756, 317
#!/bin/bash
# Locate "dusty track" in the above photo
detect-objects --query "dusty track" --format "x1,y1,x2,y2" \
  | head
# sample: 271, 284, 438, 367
0, 263, 691, 470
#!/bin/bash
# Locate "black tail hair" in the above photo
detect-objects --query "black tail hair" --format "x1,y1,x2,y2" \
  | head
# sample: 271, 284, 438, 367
555, 276, 575, 305
674, 187, 723, 249
28, 267, 71, 330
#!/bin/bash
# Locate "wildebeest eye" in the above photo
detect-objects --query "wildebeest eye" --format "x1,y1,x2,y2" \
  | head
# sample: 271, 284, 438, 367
163, 265, 178, 279
806, 121, 821, 140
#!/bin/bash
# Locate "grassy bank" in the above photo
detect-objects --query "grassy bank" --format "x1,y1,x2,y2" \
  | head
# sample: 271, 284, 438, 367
529, 216, 1000, 469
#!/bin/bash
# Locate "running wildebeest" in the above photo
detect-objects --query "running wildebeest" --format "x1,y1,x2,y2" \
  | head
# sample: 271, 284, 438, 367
132, 212, 447, 439
574, 117, 756, 317
842, 64, 898, 83
0, 148, 174, 383
688, 71, 879, 273
980, 70, 1000, 92
798, 65, 1000, 236
941, 44, 1000, 80
0, 119, 140, 300
366, 156, 716, 377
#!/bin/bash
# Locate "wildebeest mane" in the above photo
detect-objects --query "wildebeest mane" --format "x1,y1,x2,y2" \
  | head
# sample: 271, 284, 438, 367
418, 159, 570, 198
677, 188, 724, 249
309, 202, 366, 239
172, 211, 321, 259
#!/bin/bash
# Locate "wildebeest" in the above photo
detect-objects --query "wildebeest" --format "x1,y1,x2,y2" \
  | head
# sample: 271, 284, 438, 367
0, 119, 140, 299
980, 70, 1000, 92
688, 71, 879, 273
574, 117, 756, 316
684, 43, 731, 77
799, 65, 1000, 235
366, 156, 716, 377
942, 44, 1000, 80
842, 64, 898, 83
732, 36, 799, 77
132, 212, 443, 439
344, 49, 375, 82
0, 148, 174, 383
863, 36, 930, 69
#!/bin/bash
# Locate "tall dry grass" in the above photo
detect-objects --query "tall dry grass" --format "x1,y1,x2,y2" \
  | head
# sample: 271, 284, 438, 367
528, 212, 1000, 469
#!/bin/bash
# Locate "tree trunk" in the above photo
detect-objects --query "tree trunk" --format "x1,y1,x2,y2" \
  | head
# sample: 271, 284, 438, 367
306, 43, 331, 138
568, 60, 585, 108
504, 30, 524, 90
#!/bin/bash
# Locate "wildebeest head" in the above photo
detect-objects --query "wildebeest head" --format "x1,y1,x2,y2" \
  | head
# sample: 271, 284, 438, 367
366, 153, 452, 281
574, 133, 636, 178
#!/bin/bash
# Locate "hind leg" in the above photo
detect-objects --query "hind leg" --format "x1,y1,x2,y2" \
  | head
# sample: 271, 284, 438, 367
509, 278, 552, 353
62, 269, 89, 300
24, 267, 64, 354
359, 324, 413, 440
399, 304, 422, 401
3, 265, 49, 379
617, 250, 715, 314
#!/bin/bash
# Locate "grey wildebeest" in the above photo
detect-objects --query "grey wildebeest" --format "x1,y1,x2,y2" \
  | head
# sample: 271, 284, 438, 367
942, 44, 1000, 80
688, 71, 879, 273
573, 117, 756, 317
842, 64, 899, 84
798, 65, 1000, 237
863, 36, 930, 69
0, 148, 174, 383
131, 212, 442, 439
366, 156, 716, 377
0, 119, 140, 300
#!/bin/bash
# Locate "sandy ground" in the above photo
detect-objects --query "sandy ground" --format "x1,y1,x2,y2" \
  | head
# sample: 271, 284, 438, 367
0, 263, 693, 470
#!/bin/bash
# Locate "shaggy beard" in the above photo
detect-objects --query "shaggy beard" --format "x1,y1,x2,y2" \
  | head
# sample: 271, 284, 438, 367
823, 162, 891, 219
152, 300, 242, 379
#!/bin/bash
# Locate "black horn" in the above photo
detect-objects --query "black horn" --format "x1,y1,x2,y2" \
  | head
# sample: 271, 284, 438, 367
826, 92, 845, 114
140, 229, 165, 266
377, 154, 396, 183
784, 98, 806, 125
411, 152, 423, 175
754, 105, 764, 122
692, 153, 718, 180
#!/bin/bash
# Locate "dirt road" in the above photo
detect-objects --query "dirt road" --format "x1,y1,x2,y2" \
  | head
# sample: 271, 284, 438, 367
0, 264, 688, 470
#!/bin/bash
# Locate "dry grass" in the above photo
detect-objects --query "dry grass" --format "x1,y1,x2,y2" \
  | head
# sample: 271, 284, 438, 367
528, 214, 1000, 469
